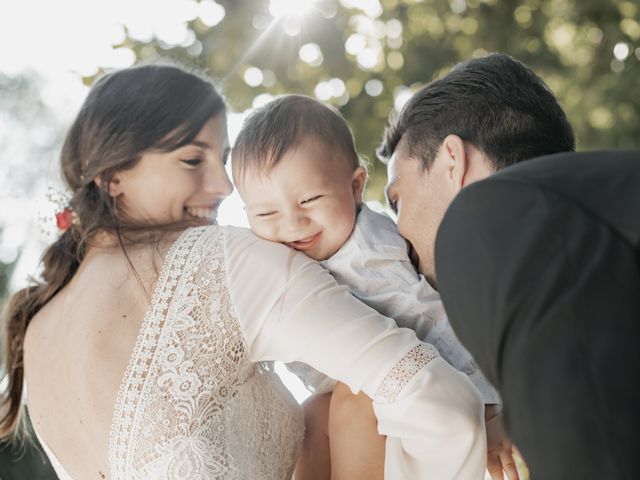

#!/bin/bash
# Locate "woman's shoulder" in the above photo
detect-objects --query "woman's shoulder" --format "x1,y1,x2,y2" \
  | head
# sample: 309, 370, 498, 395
171, 226, 300, 277
218, 226, 323, 291
218, 225, 298, 259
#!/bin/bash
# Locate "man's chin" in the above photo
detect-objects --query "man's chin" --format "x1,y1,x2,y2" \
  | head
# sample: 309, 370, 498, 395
417, 257, 438, 290
424, 272, 438, 291
408, 243, 420, 269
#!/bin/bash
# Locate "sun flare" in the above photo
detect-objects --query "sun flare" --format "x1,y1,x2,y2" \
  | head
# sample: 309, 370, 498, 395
268, 0, 316, 19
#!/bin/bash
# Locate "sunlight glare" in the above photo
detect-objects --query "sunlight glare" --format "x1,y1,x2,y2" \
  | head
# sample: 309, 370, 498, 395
364, 79, 383, 96
252, 93, 276, 109
329, 78, 346, 97
345, 33, 366, 55
613, 42, 630, 61
393, 86, 413, 111
357, 47, 380, 70
314, 81, 333, 101
199, 0, 226, 27
340, 0, 383, 18
269, 0, 316, 19
243, 67, 264, 87
299, 43, 324, 66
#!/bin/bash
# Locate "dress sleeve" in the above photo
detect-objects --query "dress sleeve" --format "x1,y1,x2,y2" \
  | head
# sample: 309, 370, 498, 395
354, 254, 501, 405
223, 227, 486, 478
325, 210, 501, 405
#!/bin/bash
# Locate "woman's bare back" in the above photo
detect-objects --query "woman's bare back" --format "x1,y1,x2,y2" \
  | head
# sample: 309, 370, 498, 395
24, 242, 170, 479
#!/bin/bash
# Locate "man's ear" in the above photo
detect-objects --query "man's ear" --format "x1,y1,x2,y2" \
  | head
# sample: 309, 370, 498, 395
93, 173, 124, 198
440, 134, 467, 192
351, 166, 368, 204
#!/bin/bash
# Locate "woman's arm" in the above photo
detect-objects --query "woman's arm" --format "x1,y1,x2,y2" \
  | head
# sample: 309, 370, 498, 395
223, 227, 486, 478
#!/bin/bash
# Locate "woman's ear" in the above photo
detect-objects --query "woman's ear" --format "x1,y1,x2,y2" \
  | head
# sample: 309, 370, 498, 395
351, 166, 368, 204
93, 173, 123, 198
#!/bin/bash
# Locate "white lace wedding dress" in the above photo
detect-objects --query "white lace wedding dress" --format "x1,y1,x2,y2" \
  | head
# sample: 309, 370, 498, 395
34, 225, 487, 479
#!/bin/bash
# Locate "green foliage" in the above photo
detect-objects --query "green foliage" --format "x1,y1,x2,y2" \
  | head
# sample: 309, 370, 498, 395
104, 0, 639, 200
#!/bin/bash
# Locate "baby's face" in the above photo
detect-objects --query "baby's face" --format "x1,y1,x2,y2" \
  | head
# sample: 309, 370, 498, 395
237, 137, 366, 261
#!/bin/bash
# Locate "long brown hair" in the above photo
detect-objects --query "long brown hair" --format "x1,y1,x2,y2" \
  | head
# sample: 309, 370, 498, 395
0, 63, 226, 439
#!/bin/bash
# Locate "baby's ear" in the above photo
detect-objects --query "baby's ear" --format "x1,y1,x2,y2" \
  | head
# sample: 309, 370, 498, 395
351, 166, 367, 203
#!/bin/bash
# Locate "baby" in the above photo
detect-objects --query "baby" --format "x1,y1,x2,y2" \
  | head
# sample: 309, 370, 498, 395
232, 95, 498, 477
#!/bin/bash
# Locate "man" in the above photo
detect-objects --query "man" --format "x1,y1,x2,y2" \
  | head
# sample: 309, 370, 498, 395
435, 150, 640, 479
378, 53, 575, 479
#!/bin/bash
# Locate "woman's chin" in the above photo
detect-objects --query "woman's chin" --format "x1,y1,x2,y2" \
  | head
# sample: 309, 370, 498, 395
184, 214, 217, 227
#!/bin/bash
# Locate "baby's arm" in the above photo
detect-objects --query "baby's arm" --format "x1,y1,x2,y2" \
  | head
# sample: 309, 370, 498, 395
224, 227, 486, 479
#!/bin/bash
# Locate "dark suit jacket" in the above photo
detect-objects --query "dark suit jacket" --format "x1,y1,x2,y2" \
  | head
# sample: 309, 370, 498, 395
435, 151, 640, 479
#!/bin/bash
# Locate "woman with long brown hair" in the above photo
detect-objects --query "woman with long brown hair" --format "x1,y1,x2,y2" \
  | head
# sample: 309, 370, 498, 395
0, 64, 485, 479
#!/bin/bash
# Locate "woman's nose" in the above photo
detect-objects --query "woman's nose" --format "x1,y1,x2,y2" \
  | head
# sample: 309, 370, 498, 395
203, 162, 234, 197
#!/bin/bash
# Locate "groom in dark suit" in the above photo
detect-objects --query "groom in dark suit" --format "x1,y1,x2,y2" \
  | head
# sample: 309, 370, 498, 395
378, 52, 576, 480
435, 150, 640, 479
379, 52, 640, 479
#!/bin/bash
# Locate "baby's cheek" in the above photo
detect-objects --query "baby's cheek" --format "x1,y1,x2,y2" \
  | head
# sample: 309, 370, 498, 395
334, 210, 357, 242
248, 222, 277, 243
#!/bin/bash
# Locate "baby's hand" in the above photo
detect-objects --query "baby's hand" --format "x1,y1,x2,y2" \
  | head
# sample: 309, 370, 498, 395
485, 405, 519, 480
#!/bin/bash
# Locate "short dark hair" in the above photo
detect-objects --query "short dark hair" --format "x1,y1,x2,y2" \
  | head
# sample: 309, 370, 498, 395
232, 95, 361, 181
377, 53, 575, 170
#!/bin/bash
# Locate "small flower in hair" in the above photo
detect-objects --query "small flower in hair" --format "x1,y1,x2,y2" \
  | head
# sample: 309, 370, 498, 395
42, 186, 76, 235
55, 208, 74, 231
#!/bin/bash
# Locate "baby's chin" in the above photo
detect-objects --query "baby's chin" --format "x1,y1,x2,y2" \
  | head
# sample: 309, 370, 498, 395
297, 243, 340, 262
280, 239, 332, 261
304, 250, 328, 262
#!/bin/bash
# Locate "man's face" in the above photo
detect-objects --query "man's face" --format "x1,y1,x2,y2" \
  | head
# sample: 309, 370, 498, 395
385, 135, 457, 286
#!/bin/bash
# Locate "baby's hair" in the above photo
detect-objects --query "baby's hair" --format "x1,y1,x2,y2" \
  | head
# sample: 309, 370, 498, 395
232, 95, 361, 182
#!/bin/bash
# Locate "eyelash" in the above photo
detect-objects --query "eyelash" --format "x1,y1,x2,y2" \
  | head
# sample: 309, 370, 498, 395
301, 195, 322, 205
181, 158, 203, 167
182, 147, 230, 167
255, 196, 322, 218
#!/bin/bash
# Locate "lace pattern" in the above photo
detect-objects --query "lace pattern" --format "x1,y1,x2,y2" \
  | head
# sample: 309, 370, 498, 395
375, 343, 440, 403
108, 226, 303, 479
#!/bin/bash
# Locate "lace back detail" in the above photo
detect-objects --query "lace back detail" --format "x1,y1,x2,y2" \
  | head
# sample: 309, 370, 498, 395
108, 227, 302, 479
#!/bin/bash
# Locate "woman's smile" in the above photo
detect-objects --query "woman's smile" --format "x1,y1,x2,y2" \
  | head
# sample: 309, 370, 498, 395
185, 204, 221, 221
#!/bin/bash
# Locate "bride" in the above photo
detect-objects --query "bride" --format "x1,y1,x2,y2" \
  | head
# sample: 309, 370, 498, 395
1, 64, 485, 479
